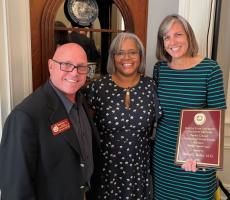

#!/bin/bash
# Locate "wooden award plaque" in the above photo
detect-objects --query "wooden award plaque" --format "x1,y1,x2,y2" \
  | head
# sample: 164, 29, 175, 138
175, 109, 224, 168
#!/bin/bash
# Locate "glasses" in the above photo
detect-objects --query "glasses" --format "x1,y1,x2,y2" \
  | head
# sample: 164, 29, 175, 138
114, 50, 140, 59
52, 59, 90, 74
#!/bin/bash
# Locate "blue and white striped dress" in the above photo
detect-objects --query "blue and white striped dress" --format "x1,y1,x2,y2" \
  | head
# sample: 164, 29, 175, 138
152, 57, 226, 200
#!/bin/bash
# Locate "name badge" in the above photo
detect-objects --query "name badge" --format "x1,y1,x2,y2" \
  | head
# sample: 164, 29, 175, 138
51, 119, 70, 136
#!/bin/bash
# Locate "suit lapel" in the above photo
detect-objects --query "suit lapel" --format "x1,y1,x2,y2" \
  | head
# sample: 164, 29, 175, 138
43, 82, 82, 155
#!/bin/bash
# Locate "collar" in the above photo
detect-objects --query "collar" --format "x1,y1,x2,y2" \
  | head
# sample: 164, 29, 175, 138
49, 80, 83, 114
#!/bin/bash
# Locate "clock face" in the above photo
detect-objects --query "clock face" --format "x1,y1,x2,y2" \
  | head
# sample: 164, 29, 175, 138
67, 0, 99, 26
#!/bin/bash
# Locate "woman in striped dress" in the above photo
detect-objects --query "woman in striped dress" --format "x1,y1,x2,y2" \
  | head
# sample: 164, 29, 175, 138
152, 14, 226, 200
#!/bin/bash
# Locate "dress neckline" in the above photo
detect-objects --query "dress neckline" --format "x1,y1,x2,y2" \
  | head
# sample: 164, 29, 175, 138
110, 74, 142, 89
168, 57, 206, 71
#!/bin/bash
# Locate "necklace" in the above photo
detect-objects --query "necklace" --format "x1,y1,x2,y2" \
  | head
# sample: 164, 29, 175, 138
112, 73, 141, 109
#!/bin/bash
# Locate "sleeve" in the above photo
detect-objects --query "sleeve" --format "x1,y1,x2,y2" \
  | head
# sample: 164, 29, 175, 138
0, 109, 38, 200
152, 79, 162, 122
207, 62, 226, 109
150, 79, 163, 140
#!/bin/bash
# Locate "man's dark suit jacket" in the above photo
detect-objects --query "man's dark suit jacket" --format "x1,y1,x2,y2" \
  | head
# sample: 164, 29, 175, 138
0, 81, 99, 200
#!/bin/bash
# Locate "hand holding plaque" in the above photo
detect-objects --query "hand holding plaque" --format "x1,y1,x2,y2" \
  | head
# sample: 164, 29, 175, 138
175, 109, 224, 168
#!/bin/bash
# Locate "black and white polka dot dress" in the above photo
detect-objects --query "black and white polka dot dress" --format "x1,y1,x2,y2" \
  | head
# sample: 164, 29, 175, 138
85, 75, 160, 200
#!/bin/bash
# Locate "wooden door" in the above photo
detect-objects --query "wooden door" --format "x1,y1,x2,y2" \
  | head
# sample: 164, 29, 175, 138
30, 0, 148, 90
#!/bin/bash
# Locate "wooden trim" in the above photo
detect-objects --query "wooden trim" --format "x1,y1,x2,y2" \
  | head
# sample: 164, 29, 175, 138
55, 27, 125, 33
41, 0, 64, 83
114, 0, 134, 32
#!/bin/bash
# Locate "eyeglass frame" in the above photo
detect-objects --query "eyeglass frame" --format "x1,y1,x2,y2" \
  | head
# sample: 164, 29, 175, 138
113, 50, 141, 59
51, 59, 90, 74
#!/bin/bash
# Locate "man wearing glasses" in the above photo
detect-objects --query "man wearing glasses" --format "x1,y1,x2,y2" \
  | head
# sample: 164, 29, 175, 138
0, 43, 99, 200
